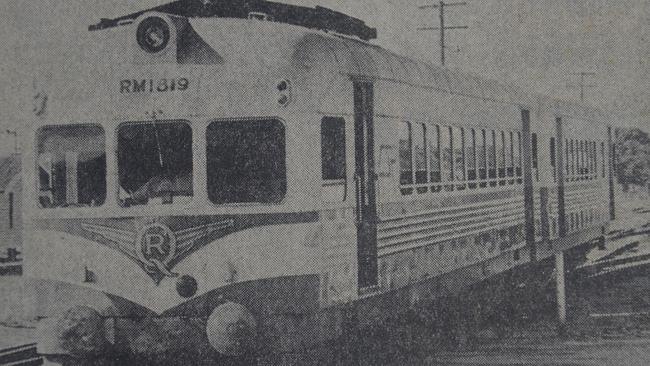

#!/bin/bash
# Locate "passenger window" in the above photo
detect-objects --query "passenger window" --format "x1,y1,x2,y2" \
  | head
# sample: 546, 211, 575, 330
592, 141, 597, 178
601, 142, 606, 178
206, 119, 286, 204
591, 141, 596, 179
590, 141, 595, 179
497, 131, 506, 185
399, 121, 413, 195
321, 117, 347, 202
467, 129, 477, 189
585, 141, 589, 177
441, 126, 454, 191
531, 133, 538, 182
8, 193, 14, 229
478, 129, 487, 188
515, 132, 522, 184
507, 131, 515, 184
576, 140, 581, 179
571, 139, 577, 180
488, 130, 497, 187
565, 139, 570, 180
550, 137, 556, 182
414, 123, 428, 190
579, 141, 584, 178
453, 127, 466, 190
583, 141, 591, 180
37, 125, 106, 208
429, 125, 441, 189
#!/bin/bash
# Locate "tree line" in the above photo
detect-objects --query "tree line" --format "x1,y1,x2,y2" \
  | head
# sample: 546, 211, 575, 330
615, 127, 650, 192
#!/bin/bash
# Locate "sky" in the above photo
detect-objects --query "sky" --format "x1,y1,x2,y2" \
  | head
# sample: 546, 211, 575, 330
0, 0, 648, 156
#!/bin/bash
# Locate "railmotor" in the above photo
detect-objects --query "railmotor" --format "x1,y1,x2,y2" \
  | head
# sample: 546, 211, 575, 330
22, 0, 615, 363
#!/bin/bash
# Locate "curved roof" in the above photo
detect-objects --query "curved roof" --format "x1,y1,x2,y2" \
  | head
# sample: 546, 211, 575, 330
36, 17, 607, 124
194, 18, 542, 108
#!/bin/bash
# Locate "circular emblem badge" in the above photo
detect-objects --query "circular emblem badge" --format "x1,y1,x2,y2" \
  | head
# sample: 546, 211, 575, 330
136, 17, 171, 53
136, 223, 176, 271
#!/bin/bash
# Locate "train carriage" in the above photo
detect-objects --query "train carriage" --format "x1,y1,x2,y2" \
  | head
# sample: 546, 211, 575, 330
21, 0, 615, 363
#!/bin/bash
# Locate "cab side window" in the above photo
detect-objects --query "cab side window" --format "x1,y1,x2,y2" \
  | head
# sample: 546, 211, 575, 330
321, 117, 347, 180
321, 117, 347, 202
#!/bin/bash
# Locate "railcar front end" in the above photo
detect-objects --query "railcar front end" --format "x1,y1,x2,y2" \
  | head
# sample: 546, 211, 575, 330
23, 14, 347, 362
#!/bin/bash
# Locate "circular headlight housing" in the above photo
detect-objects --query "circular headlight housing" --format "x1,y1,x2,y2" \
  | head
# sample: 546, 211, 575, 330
136, 17, 171, 53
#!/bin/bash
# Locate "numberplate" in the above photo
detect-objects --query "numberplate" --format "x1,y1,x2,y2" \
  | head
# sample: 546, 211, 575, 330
119, 77, 190, 94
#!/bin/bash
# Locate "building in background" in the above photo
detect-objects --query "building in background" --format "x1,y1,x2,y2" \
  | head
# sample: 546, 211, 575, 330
0, 154, 21, 252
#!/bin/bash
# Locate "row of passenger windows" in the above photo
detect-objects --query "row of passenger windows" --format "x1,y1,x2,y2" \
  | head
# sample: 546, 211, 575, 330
399, 122, 523, 195
561, 138, 606, 182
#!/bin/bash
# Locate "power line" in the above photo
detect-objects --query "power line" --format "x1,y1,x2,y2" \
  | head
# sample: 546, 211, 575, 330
567, 72, 597, 102
417, 1, 468, 66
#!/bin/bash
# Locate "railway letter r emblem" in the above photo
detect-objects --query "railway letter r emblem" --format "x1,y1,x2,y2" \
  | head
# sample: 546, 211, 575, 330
82, 219, 235, 284
136, 223, 178, 278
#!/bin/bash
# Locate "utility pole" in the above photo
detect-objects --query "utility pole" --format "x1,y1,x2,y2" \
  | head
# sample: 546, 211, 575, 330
567, 72, 596, 102
5, 129, 18, 154
418, 1, 468, 66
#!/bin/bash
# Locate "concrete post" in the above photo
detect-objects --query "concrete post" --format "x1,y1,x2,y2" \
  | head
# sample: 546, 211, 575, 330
555, 251, 566, 324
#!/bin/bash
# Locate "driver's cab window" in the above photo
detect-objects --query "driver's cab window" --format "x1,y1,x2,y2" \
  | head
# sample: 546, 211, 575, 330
117, 120, 193, 206
37, 125, 106, 208
321, 117, 347, 202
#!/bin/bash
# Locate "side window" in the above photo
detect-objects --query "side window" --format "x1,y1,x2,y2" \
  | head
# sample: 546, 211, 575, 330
588, 141, 592, 178
571, 140, 578, 180
601, 141, 606, 178
565, 138, 570, 180
321, 117, 347, 202
576, 140, 581, 179
8, 192, 14, 229
488, 130, 497, 187
576, 140, 582, 178
399, 121, 413, 195
414, 123, 428, 191
550, 137, 556, 182
478, 129, 487, 188
453, 127, 466, 190
583, 141, 588, 177
507, 131, 515, 184
497, 131, 506, 185
531, 133, 538, 182
591, 141, 596, 179
586, 141, 592, 179
441, 126, 454, 191
429, 125, 441, 189
321, 117, 346, 181
584, 141, 587, 179
467, 129, 477, 189
592, 141, 597, 179
515, 132, 522, 184
578, 140, 585, 180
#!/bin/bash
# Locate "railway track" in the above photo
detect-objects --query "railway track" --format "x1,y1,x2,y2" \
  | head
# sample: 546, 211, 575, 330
0, 344, 42, 366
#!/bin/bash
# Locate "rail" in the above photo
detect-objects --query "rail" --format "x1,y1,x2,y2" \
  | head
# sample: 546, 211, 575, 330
0, 343, 42, 366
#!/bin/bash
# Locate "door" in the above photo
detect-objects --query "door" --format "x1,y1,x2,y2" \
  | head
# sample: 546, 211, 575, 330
353, 81, 378, 290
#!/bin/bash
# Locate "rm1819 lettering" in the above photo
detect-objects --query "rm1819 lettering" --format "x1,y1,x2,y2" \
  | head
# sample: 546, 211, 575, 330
120, 78, 189, 94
